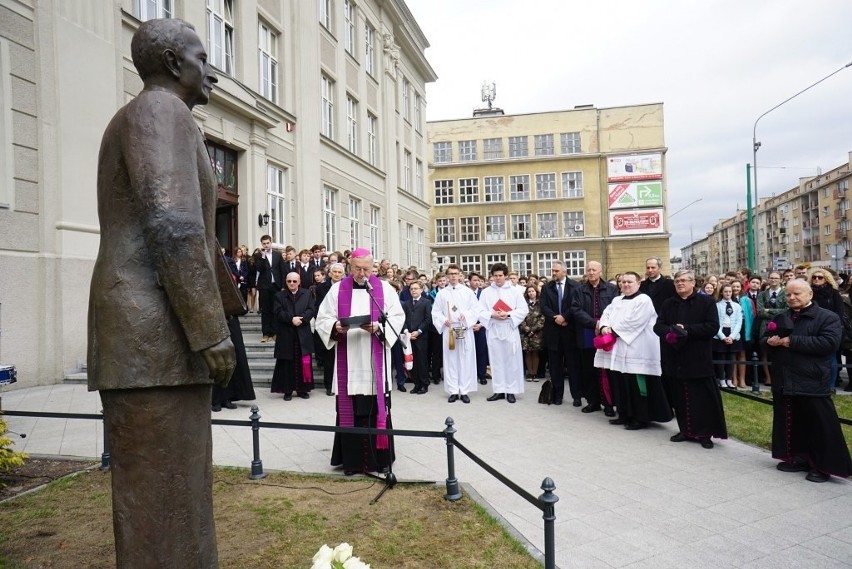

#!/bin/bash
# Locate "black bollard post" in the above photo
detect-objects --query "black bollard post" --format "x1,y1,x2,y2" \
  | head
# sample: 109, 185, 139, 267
100, 409, 110, 472
249, 405, 267, 480
539, 477, 558, 569
751, 351, 761, 394
444, 417, 461, 501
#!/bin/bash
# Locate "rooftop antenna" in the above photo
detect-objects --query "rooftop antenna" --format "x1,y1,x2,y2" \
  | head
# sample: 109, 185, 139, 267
481, 81, 496, 110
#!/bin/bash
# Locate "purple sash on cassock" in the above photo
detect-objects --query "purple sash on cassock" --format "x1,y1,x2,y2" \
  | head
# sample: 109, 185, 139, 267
336, 275, 389, 449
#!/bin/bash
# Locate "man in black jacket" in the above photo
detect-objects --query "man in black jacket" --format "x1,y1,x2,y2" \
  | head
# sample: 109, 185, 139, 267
255, 234, 285, 342
763, 279, 851, 482
540, 261, 581, 406
639, 256, 676, 313
402, 281, 433, 394
654, 270, 727, 449
570, 261, 618, 414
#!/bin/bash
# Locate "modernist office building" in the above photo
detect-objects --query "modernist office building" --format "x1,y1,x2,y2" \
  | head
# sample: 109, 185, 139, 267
426, 103, 671, 280
0, 0, 435, 386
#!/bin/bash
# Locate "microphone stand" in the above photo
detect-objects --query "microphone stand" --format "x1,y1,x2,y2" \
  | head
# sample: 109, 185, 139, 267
362, 279, 399, 503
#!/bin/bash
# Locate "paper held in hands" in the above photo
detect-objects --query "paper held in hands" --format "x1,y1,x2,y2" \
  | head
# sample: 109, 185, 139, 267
492, 298, 512, 312
340, 314, 371, 327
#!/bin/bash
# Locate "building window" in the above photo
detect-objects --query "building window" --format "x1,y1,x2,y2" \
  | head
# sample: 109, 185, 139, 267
458, 140, 477, 161
537, 251, 559, 276
485, 215, 506, 241
258, 21, 279, 104
560, 132, 581, 154
321, 74, 334, 138
459, 178, 479, 204
508, 136, 528, 158
434, 180, 454, 205
436, 218, 456, 243
267, 165, 287, 245
536, 173, 557, 199
537, 212, 557, 239
136, 0, 171, 20
564, 212, 585, 237
509, 175, 530, 201
207, 0, 235, 76
346, 95, 358, 153
349, 197, 361, 250
323, 186, 338, 251
460, 216, 480, 242
401, 78, 410, 121
364, 22, 375, 75
486, 253, 507, 268
415, 160, 423, 199
511, 253, 533, 276
563, 250, 586, 277
206, 140, 238, 192
562, 171, 583, 198
403, 150, 412, 193
461, 255, 481, 275
319, 0, 331, 29
403, 223, 414, 265
366, 113, 377, 166
414, 92, 422, 131
417, 227, 424, 268
483, 138, 503, 160
434, 141, 452, 163
343, 0, 356, 55
534, 134, 554, 156
484, 176, 504, 202
511, 214, 531, 240
825, 224, 832, 236
369, 205, 381, 257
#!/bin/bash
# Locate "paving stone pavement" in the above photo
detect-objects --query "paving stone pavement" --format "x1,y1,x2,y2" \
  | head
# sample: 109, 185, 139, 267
2, 382, 851, 568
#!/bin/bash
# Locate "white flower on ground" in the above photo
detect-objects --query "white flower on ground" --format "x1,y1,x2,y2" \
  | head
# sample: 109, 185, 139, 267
342, 557, 371, 569
311, 544, 334, 569
332, 543, 354, 563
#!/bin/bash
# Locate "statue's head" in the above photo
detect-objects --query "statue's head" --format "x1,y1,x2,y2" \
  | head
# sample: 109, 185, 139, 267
131, 18, 217, 108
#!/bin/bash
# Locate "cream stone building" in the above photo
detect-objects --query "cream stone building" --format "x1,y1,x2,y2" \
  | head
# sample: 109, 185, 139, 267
0, 0, 435, 387
426, 103, 671, 280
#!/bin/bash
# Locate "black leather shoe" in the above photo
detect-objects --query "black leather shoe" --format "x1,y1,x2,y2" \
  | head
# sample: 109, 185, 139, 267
326, 389, 333, 396
581, 404, 601, 413
478, 378, 487, 385
448, 394, 459, 403
670, 432, 687, 442
806, 470, 829, 483
397, 384, 407, 392
609, 418, 627, 425
486, 393, 505, 401
283, 394, 293, 401
552, 399, 563, 405
625, 421, 647, 430
700, 438, 714, 449
777, 459, 809, 473
460, 394, 471, 404
431, 379, 440, 385
409, 387, 421, 394
506, 394, 516, 404
224, 401, 237, 409
572, 399, 582, 407
297, 393, 309, 399
603, 406, 616, 417
211, 404, 222, 412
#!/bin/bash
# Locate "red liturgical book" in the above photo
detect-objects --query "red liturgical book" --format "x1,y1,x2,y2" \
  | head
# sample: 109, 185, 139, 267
492, 298, 512, 312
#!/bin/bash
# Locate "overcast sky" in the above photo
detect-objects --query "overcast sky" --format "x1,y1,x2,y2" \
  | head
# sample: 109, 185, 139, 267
407, 0, 852, 259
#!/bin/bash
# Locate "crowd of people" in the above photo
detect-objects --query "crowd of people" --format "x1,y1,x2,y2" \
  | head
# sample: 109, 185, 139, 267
225, 241, 851, 482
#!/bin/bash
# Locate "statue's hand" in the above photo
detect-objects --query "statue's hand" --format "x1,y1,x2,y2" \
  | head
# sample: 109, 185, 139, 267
201, 337, 236, 387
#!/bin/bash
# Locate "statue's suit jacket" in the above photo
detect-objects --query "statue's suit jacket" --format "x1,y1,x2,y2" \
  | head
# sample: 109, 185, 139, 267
87, 90, 229, 391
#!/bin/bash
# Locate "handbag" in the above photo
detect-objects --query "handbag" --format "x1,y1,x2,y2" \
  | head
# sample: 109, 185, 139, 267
538, 378, 552, 405
215, 240, 248, 317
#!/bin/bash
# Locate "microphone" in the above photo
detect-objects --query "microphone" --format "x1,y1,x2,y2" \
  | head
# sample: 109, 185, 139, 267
364, 280, 373, 291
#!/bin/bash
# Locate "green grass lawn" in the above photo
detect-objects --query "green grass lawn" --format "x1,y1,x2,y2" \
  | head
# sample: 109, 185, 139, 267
722, 390, 852, 455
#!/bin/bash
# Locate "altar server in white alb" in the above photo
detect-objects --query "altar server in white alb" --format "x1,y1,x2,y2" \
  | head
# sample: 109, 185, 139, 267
431, 264, 480, 403
478, 263, 528, 403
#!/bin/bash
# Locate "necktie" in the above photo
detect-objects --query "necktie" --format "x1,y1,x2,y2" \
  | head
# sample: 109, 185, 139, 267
557, 281, 563, 307
770, 291, 777, 307
725, 301, 733, 316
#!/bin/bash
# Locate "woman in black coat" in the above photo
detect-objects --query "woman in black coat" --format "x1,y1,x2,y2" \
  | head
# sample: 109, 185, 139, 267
654, 270, 728, 449
809, 269, 844, 386
270, 274, 316, 400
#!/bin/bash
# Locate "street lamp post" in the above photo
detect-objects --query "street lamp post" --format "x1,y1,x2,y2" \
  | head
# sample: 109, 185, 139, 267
670, 197, 703, 218
752, 61, 852, 273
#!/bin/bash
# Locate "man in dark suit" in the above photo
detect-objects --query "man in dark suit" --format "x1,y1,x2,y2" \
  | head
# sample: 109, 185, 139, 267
639, 256, 676, 313
297, 248, 314, 289
540, 261, 581, 405
310, 244, 326, 273
402, 281, 432, 394
255, 235, 285, 342
283, 245, 298, 275
87, 19, 235, 567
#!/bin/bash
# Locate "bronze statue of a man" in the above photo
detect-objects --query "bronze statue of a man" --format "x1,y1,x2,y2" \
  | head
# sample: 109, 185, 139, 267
87, 18, 235, 568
